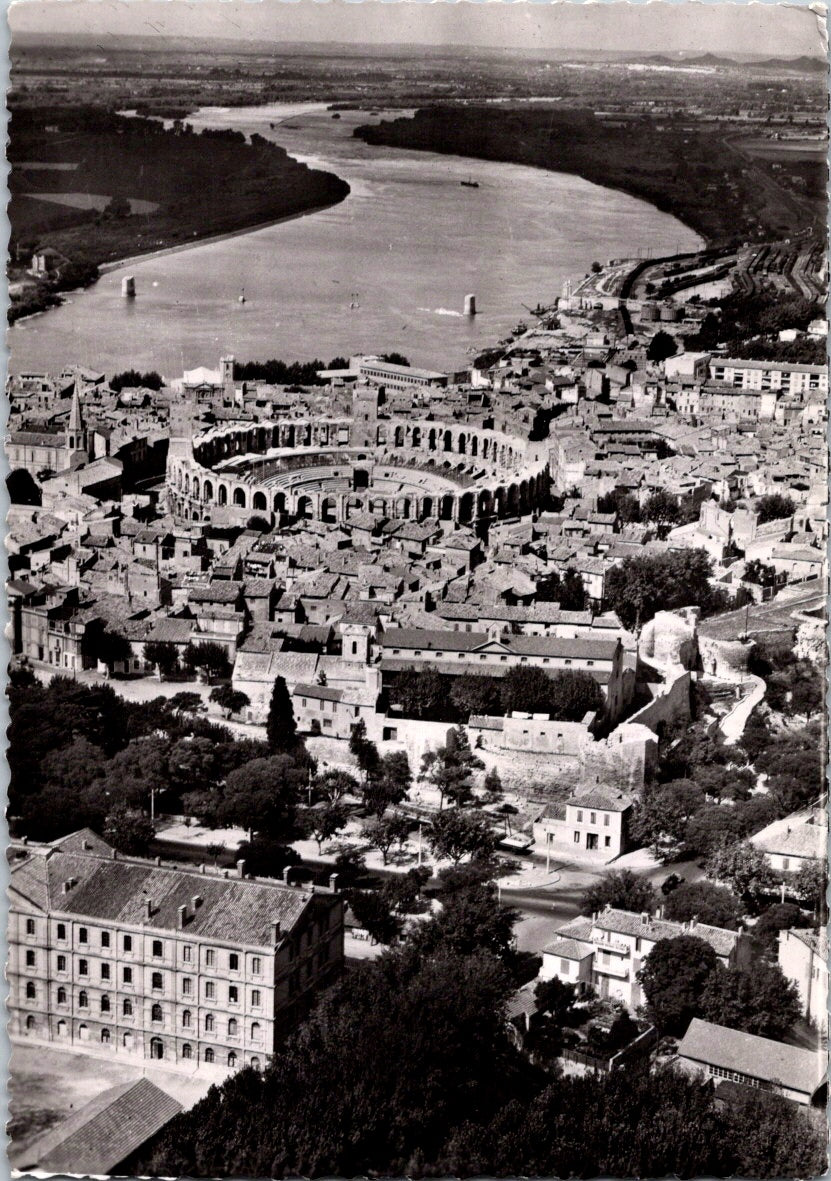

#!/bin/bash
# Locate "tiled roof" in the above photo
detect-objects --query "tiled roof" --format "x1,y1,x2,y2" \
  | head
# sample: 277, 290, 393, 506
678, 1018, 825, 1094
594, 908, 739, 958
17, 1079, 182, 1175
11, 843, 315, 947
543, 937, 594, 960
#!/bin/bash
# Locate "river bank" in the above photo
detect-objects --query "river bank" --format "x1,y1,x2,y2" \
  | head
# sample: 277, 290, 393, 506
8, 103, 701, 377
353, 106, 818, 246
8, 106, 351, 325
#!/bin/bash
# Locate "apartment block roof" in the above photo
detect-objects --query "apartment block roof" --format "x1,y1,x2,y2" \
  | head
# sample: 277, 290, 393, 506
11, 840, 317, 948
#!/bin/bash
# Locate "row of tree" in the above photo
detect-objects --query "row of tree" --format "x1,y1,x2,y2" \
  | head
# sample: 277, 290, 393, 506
389, 666, 603, 724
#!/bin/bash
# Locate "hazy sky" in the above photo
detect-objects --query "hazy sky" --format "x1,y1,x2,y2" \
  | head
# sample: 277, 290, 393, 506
8, 0, 826, 57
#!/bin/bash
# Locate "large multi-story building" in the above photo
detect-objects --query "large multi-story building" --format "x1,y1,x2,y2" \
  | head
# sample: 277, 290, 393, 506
778, 927, 828, 1037
708, 358, 827, 397
9, 830, 344, 1072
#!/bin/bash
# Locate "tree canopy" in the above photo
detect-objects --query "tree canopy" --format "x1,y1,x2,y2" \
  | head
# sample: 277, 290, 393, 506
581, 869, 657, 917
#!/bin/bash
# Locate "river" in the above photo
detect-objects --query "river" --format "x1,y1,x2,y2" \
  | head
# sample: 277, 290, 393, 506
9, 103, 702, 376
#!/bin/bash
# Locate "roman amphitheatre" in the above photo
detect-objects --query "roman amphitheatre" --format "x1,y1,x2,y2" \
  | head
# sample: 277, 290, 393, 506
167, 390, 550, 527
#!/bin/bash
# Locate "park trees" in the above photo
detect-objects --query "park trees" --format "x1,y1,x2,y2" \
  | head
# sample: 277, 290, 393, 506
349, 718, 380, 779
449, 674, 503, 720
637, 934, 719, 1035
581, 869, 657, 917
363, 813, 411, 865
103, 804, 156, 856
421, 727, 483, 809
345, 889, 403, 945
630, 779, 707, 859
427, 808, 497, 866
705, 841, 776, 911
266, 676, 297, 753
216, 754, 305, 840
87, 626, 133, 675
314, 768, 360, 804
390, 667, 448, 720
302, 803, 348, 854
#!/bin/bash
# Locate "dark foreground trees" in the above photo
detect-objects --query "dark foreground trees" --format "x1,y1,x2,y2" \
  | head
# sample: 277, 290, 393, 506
134, 870, 824, 1180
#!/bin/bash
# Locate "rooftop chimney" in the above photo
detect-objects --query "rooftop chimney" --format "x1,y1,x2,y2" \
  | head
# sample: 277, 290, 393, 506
690, 915, 698, 930
236, 859, 246, 879
178, 904, 188, 929
223, 869, 229, 879
200, 863, 206, 874
192, 894, 202, 910
145, 898, 153, 919
282, 866, 292, 884
111, 848, 118, 860
82, 839, 91, 851
329, 873, 340, 892
272, 921, 281, 944
62, 878, 75, 894
640, 912, 649, 925
155, 855, 162, 866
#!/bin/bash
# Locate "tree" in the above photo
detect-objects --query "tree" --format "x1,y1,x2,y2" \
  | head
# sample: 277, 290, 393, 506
500, 667, 602, 720
408, 880, 518, 966
205, 842, 226, 867
363, 752, 412, 818
167, 736, 220, 794
103, 804, 156, 856
216, 754, 305, 840
382, 866, 432, 914
266, 676, 297, 753
246, 514, 272, 533
7, 468, 42, 506
303, 803, 348, 854
88, 627, 132, 674
421, 728, 482, 809
481, 766, 504, 803
534, 976, 579, 1023
109, 369, 163, 393
753, 902, 810, 953
209, 684, 250, 718
605, 548, 728, 632
314, 769, 360, 804
705, 841, 776, 911
755, 493, 795, 524
700, 961, 801, 1040
391, 667, 448, 720
663, 881, 743, 930
597, 489, 641, 523
345, 889, 403, 945
646, 330, 677, 363
581, 869, 657, 917
790, 859, 828, 921
427, 808, 496, 866
379, 352, 409, 366
364, 813, 410, 865
143, 641, 179, 678
349, 719, 380, 779
183, 641, 230, 678
167, 691, 204, 716
630, 779, 707, 860
637, 934, 719, 1035
449, 675, 503, 720
642, 489, 681, 535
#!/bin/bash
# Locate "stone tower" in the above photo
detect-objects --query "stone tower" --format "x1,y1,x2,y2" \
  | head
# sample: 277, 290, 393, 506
64, 384, 88, 465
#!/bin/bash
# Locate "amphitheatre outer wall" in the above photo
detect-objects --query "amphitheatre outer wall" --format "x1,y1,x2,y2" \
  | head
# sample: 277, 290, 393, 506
167, 413, 550, 527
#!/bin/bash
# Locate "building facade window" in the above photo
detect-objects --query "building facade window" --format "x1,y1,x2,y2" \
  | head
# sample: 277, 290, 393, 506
57, 955, 66, 972
205, 1048, 215, 1063
205, 1014, 214, 1032
123, 999, 133, 1016
25, 981, 36, 999
26, 919, 35, 936
78, 990, 88, 1008
151, 1003, 163, 1023
78, 959, 89, 976
57, 923, 66, 941
152, 972, 163, 992
229, 985, 238, 1004
101, 932, 110, 949
26, 950, 35, 967
205, 981, 215, 1000
57, 987, 67, 1005
251, 989, 261, 1008
101, 996, 111, 1013
79, 927, 88, 944
229, 953, 239, 971
206, 949, 216, 968
152, 940, 163, 958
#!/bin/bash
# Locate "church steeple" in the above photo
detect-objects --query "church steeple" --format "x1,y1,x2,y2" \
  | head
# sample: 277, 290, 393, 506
66, 383, 87, 454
